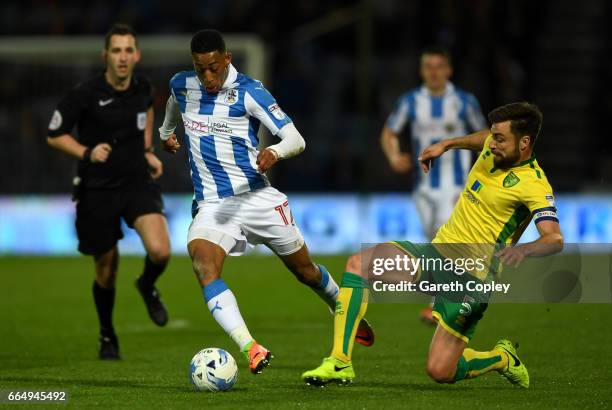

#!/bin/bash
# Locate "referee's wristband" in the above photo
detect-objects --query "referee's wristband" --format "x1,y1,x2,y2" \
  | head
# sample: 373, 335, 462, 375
82, 147, 92, 162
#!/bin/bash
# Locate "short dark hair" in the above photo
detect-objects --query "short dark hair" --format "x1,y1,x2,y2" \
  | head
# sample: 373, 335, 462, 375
191, 29, 226, 54
420, 46, 452, 66
488, 102, 543, 147
104, 23, 137, 50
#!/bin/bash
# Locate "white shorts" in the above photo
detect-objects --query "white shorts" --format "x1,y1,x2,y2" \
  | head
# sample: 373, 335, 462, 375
187, 186, 305, 256
414, 188, 463, 240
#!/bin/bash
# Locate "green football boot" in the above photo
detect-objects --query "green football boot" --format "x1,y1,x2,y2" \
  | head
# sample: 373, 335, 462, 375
495, 339, 529, 388
302, 357, 355, 386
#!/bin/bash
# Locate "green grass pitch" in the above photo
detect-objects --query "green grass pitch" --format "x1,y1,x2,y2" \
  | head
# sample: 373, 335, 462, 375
0, 255, 610, 409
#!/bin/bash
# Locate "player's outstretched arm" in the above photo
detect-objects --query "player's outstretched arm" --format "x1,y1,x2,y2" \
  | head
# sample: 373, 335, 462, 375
257, 123, 305, 173
495, 220, 564, 267
159, 95, 181, 154
380, 126, 411, 173
418, 129, 490, 173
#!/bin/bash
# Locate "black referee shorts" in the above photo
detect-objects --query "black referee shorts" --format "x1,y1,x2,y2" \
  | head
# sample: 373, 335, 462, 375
75, 179, 164, 255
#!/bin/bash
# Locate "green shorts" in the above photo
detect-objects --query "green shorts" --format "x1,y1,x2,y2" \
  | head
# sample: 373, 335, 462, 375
392, 240, 489, 343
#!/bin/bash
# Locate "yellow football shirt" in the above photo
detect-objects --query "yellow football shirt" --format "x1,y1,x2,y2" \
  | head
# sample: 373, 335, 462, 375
432, 135, 558, 274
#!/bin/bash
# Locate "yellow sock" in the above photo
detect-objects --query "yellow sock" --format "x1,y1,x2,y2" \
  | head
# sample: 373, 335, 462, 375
454, 348, 509, 381
330, 272, 369, 363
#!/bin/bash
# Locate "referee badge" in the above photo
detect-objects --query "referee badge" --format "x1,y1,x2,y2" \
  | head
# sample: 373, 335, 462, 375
137, 112, 146, 130
49, 110, 62, 131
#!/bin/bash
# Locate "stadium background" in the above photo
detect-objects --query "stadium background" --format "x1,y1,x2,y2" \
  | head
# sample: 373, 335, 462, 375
1, 0, 611, 253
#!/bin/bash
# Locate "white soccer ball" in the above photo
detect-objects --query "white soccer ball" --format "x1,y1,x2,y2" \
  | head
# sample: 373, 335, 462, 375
189, 348, 238, 392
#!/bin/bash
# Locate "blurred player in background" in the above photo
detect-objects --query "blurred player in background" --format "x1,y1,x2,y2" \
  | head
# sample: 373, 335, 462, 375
303, 102, 563, 388
159, 29, 374, 374
381, 47, 486, 323
47, 24, 171, 360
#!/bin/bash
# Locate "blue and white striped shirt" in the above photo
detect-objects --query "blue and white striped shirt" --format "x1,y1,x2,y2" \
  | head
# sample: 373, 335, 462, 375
167, 64, 292, 201
386, 83, 486, 191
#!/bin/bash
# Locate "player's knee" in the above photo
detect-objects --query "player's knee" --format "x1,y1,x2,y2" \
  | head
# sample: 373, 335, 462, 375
95, 266, 116, 288
426, 361, 455, 384
345, 253, 364, 277
192, 258, 221, 285
94, 253, 117, 287
148, 244, 171, 265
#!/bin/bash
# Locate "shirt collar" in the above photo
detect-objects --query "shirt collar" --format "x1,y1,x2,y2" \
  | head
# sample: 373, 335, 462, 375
420, 82, 454, 97
221, 64, 238, 90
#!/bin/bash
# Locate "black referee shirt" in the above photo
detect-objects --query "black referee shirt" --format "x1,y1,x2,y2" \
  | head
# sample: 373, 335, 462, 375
48, 72, 154, 189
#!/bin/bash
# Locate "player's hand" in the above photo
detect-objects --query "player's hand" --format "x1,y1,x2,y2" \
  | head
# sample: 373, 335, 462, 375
256, 148, 278, 173
145, 152, 163, 179
90, 143, 112, 163
418, 141, 447, 174
495, 245, 527, 268
162, 134, 181, 154
389, 153, 412, 173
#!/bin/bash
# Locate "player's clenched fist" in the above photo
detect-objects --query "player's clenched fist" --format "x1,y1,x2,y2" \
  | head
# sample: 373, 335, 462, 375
418, 140, 448, 174
90, 143, 112, 163
162, 134, 181, 154
256, 148, 278, 173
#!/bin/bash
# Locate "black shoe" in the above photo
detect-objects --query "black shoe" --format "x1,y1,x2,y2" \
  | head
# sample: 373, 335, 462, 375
135, 278, 168, 327
99, 334, 120, 360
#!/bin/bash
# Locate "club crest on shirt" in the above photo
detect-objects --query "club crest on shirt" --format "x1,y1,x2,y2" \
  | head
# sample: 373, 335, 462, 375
503, 171, 520, 188
224, 88, 238, 105
49, 110, 62, 131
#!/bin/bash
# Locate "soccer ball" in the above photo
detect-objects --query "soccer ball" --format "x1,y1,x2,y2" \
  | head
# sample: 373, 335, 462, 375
189, 348, 238, 392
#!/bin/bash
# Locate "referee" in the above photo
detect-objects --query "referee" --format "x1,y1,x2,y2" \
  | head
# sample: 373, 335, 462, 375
47, 24, 170, 360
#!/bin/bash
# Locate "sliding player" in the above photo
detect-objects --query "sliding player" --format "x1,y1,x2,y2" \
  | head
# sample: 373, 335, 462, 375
303, 102, 562, 388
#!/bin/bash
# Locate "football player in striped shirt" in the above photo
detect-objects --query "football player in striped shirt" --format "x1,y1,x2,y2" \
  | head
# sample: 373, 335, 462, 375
158, 29, 374, 374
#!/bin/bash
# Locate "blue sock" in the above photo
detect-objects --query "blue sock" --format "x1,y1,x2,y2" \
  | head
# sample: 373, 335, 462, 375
311, 264, 340, 312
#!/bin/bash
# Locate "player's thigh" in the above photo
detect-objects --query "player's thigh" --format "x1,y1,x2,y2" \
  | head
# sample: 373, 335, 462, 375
76, 189, 123, 255
188, 199, 246, 256
431, 299, 488, 345
339, 242, 420, 284
240, 187, 305, 256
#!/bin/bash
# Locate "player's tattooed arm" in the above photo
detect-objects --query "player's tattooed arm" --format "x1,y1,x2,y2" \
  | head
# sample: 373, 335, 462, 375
495, 220, 563, 267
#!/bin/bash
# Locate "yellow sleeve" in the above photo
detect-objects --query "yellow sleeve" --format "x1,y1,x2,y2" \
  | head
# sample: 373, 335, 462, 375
481, 134, 493, 154
522, 179, 559, 224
